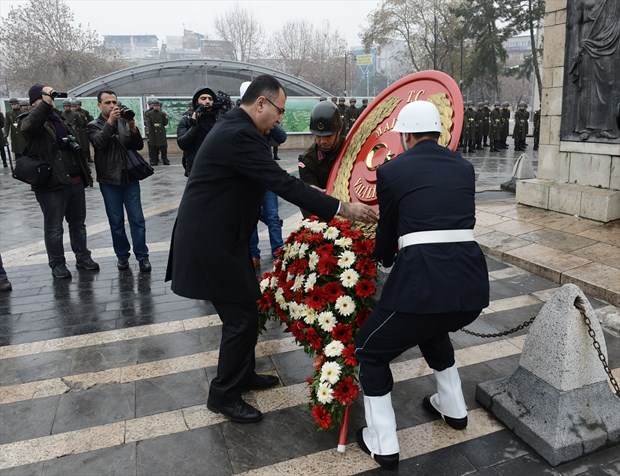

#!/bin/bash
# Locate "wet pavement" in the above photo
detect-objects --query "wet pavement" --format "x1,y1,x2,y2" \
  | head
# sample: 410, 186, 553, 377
0, 145, 619, 475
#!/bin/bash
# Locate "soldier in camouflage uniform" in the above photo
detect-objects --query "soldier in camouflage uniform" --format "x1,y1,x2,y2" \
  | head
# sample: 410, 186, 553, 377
75, 100, 93, 123
512, 102, 528, 151
500, 102, 510, 149
533, 109, 540, 150
463, 101, 477, 153
489, 102, 502, 152
4, 98, 26, 159
144, 98, 169, 165
61, 99, 72, 119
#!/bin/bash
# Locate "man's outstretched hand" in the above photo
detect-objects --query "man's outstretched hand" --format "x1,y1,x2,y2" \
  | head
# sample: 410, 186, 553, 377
338, 202, 378, 225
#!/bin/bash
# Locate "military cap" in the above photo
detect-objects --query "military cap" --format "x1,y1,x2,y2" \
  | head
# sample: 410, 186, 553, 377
494, 101, 501, 107
362, 99, 368, 104
9, 97, 19, 104
331, 96, 337, 102
75, 99, 82, 106
349, 98, 357, 103
151, 98, 161, 105
62, 99, 71, 106
502, 101, 509, 107
19, 100, 29, 106
518, 101, 527, 107
338, 97, 345, 102
477, 102, 484, 107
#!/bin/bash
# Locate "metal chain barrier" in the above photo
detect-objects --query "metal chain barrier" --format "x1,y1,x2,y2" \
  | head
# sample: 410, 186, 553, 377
460, 296, 619, 398
574, 296, 620, 398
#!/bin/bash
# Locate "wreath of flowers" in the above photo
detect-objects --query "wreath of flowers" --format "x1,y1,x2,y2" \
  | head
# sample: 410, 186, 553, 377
258, 216, 377, 430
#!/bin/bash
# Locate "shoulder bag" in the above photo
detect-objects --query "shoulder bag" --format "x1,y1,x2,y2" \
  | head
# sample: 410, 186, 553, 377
125, 149, 154, 181
12, 155, 53, 185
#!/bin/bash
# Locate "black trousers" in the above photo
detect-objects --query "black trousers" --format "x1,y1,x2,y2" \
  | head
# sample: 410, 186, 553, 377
355, 305, 481, 396
209, 300, 259, 403
148, 145, 167, 164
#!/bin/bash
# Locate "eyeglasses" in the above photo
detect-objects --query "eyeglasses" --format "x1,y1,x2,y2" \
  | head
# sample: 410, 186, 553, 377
263, 96, 285, 116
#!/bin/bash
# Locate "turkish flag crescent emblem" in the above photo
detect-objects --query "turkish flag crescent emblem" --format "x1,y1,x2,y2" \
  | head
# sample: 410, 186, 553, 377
326, 70, 464, 209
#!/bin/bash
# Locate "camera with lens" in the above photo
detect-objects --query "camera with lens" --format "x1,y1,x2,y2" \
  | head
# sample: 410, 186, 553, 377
61, 135, 82, 152
117, 103, 135, 121
50, 91, 68, 99
195, 101, 224, 123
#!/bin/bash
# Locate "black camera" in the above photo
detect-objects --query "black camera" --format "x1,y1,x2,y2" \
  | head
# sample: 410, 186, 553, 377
118, 103, 135, 121
61, 135, 82, 152
50, 91, 68, 99
195, 102, 223, 122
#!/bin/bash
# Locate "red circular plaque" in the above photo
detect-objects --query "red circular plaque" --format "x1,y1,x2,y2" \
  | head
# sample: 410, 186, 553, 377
326, 70, 464, 208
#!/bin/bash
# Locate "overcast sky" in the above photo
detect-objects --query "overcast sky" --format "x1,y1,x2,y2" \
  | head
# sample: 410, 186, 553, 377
0, 0, 379, 46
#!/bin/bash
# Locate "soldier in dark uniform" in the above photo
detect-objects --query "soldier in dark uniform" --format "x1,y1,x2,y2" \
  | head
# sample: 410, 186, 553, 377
482, 101, 491, 147
474, 102, 484, 149
344, 97, 360, 134
463, 101, 477, 153
69, 100, 92, 164
513, 102, 528, 151
0, 111, 7, 167
489, 102, 502, 152
499, 102, 510, 149
298, 101, 344, 218
337, 97, 347, 136
533, 109, 540, 150
75, 100, 93, 123
360, 98, 369, 113
144, 98, 169, 165
330, 96, 337, 105
4, 98, 26, 159
61, 99, 72, 118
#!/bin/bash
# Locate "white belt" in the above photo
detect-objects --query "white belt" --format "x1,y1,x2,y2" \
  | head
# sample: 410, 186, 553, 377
398, 229, 475, 249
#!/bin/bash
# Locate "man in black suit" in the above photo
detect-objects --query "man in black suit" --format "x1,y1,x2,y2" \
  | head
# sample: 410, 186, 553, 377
166, 75, 377, 423
354, 101, 489, 470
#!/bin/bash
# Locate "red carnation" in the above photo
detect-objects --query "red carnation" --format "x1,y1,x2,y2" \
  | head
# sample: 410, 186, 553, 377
355, 279, 376, 298
305, 327, 322, 351
355, 308, 371, 328
355, 257, 377, 278
311, 405, 333, 429
305, 287, 328, 311
332, 323, 354, 343
333, 376, 360, 405
322, 281, 345, 301
342, 344, 358, 366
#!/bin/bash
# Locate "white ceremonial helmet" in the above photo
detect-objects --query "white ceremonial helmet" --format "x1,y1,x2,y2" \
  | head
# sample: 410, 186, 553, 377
239, 81, 252, 98
393, 100, 442, 134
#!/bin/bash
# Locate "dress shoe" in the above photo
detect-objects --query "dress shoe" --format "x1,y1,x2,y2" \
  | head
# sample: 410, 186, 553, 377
241, 374, 280, 391
422, 395, 468, 430
163, 160, 170, 165
207, 397, 263, 423
139, 258, 152, 273
273, 155, 281, 161
0, 278, 12, 291
252, 257, 260, 268
117, 257, 129, 270
51, 263, 72, 279
76, 257, 100, 271
356, 428, 399, 470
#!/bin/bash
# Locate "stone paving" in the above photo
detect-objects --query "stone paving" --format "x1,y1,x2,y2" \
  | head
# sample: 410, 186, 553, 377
0, 145, 619, 475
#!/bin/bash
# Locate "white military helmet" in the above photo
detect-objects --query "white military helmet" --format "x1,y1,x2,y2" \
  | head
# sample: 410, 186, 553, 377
393, 100, 442, 133
239, 81, 252, 98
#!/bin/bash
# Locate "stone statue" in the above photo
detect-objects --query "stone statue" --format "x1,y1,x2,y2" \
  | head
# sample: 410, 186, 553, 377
566, 0, 620, 141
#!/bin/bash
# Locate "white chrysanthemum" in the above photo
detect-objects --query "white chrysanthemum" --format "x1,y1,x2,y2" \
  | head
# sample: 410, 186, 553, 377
335, 237, 353, 248
316, 382, 334, 404
303, 308, 317, 325
275, 288, 286, 306
324, 340, 345, 357
320, 361, 342, 385
318, 311, 336, 332
335, 295, 356, 316
298, 243, 310, 258
259, 277, 270, 293
337, 250, 356, 268
340, 268, 360, 288
309, 221, 328, 232
291, 274, 305, 292
308, 251, 319, 271
324, 227, 340, 241
304, 273, 317, 292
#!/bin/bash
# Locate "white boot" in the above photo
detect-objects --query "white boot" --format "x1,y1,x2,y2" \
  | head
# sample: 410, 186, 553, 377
423, 364, 468, 429
356, 393, 399, 470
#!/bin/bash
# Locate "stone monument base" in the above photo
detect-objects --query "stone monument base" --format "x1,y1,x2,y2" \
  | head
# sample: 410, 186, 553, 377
477, 367, 620, 466
517, 179, 620, 222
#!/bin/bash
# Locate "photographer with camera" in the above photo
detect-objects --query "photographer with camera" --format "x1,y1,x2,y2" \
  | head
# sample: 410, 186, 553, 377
87, 90, 151, 273
18, 83, 99, 279
177, 86, 221, 177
